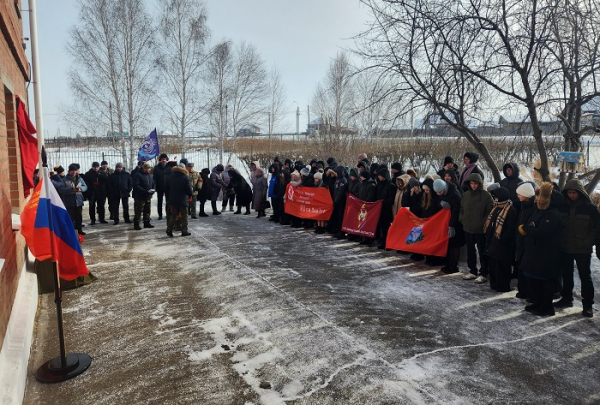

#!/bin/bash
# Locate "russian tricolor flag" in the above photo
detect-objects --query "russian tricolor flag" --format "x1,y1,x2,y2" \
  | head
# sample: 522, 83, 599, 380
21, 168, 89, 281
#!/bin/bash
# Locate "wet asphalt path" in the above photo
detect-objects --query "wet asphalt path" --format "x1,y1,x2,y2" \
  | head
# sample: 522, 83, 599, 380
24, 207, 600, 404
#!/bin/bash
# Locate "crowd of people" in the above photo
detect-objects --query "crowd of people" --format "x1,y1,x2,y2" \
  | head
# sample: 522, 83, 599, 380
42, 151, 598, 318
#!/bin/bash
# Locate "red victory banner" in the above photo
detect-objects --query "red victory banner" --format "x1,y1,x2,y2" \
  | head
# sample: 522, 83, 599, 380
341, 194, 382, 238
284, 184, 333, 220
386, 208, 451, 257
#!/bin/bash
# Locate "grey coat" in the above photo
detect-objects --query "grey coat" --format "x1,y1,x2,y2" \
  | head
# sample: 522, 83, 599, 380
252, 173, 268, 208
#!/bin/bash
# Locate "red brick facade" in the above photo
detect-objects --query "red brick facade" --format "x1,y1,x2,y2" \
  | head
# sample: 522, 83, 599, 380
0, 0, 31, 351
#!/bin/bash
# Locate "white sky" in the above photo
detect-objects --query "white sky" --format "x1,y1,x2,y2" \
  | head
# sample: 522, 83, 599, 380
23, 0, 371, 138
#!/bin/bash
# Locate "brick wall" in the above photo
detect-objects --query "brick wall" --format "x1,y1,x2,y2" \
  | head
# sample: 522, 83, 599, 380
0, 0, 31, 352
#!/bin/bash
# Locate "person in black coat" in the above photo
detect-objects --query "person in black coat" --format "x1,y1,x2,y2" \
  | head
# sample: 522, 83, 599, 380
436, 156, 459, 178
484, 187, 518, 292
84, 162, 109, 225
499, 163, 523, 211
411, 178, 442, 264
519, 182, 563, 316
197, 168, 211, 217
132, 163, 156, 230
107, 163, 133, 224
434, 179, 464, 273
165, 166, 193, 237
228, 169, 252, 215
326, 166, 348, 237
513, 182, 537, 298
153, 153, 169, 220
375, 167, 397, 249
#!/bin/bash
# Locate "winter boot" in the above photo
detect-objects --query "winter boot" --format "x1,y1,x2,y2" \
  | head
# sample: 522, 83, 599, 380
166, 228, 173, 237
143, 222, 154, 229
234, 207, 242, 214
181, 231, 191, 237
211, 201, 221, 215
134, 222, 142, 230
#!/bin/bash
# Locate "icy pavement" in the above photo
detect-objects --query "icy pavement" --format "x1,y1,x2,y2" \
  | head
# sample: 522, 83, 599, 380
24, 207, 600, 405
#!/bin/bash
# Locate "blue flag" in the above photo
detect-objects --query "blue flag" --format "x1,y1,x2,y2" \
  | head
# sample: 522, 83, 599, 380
138, 128, 160, 161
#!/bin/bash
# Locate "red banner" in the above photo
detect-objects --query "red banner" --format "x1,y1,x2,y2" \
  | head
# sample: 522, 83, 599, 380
341, 194, 382, 238
386, 208, 451, 257
284, 184, 333, 220
16, 96, 38, 197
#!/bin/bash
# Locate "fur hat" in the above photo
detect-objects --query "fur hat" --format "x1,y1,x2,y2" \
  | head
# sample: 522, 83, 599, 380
159, 153, 168, 160
491, 187, 510, 202
186, 162, 194, 167
291, 170, 300, 179
516, 183, 535, 198
536, 182, 553, 210
433, 178, 447, 192
314, 172, 323, 180
406, 168, 418, 178
54, 165, 64, 174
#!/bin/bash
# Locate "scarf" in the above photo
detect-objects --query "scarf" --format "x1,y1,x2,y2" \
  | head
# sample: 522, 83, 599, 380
484, 200, 512, 239
458, 162, 477, 188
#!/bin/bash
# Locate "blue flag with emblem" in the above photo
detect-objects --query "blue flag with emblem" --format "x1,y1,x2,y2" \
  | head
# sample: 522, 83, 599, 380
138, 128, 160, 161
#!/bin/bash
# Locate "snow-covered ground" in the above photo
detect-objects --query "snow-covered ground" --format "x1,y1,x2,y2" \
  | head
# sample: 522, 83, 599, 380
24, 200, 600, 405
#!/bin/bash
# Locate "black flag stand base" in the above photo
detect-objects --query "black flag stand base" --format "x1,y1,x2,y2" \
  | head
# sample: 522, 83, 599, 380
35, 353, 92, 383
35, 259, 92, 383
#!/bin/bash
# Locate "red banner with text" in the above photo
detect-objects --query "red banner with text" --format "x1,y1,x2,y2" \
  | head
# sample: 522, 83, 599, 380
284, 184, 333, 220
341, 194, 382, 238
386, 208, 451, 257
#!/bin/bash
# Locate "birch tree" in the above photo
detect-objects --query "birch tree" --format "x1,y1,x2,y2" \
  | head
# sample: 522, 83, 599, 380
156, 0, 210, 158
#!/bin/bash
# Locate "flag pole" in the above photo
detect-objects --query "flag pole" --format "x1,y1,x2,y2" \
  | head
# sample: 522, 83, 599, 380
35, 148, 91, 383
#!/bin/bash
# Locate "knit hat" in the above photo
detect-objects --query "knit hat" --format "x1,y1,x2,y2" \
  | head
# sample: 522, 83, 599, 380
408, 177, 420, 188
487, 183, 501, 192
300, 167, 310, 176
310, 158, 318, 165
491, 187, 511, 202
516, 182, 535, 198
359, 170, 370, 180
357, 161, 368, 171
159, 153, 168, 160
314, 172, 323, 180
101, 161, 108, 165
443, 156, 454, 165
291, 170, 300, 178
179, 158, 188, 166
464, 152, 479, 163
54, 165, 64, 174
349, 168, 358, 178
391, 162, 403, 172
433, 178, 447, 192
115, 162, 124, 168
68, 164, 78, 172
142, 163, 152, 169
216, 164, 224, 172
92, 161, 100, 167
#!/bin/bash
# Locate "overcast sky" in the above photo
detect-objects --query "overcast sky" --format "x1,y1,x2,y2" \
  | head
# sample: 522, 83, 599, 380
23, 0, 371, 138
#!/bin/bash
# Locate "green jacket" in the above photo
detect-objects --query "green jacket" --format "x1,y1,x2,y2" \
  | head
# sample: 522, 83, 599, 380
459, 173, 494, 234
559, 179, 600, 254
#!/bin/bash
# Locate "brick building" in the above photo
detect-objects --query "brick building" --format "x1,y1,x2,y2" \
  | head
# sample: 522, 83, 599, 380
0, 0, 32, 352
